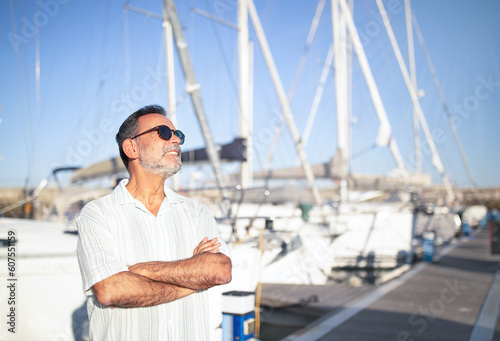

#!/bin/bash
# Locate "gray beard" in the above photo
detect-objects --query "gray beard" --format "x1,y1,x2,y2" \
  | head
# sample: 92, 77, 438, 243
138, 144, 182, 179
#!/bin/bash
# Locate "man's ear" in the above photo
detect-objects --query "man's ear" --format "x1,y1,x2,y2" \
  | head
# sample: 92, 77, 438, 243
122, 139, 138, 161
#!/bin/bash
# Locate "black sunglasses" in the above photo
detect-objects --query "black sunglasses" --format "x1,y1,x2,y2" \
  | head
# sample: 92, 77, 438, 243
131, 125, 185, 145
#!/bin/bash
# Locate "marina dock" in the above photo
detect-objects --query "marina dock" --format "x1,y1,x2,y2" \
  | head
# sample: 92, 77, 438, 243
260, 227, 500, 341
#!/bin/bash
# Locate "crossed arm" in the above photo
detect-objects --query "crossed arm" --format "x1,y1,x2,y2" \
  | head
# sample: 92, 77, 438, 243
92, 237, 232, 308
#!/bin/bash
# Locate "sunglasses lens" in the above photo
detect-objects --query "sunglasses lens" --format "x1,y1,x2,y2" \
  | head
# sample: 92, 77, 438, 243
158, 126, 185, 145
174, 130, 185, 145
158, 126, 172, 141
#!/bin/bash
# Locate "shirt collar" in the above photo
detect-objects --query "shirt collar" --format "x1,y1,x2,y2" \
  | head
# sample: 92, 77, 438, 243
113, 178, 184, 205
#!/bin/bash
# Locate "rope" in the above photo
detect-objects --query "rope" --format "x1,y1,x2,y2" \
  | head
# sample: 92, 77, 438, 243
34, 0, 41, 181
351, 142, 378, 160
262, 0, 326, 173
412, 13, 477, 187
9, 0, 33, 186
202, 0, 240, 103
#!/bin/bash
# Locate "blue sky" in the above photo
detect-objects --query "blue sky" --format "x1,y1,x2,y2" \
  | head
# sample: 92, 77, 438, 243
0, 0, 499, 189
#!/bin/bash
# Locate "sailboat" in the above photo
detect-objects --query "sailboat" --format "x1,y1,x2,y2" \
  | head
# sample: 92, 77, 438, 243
169, 0, 463, 284
1, 0, 478, 339
62, 0, 464, 285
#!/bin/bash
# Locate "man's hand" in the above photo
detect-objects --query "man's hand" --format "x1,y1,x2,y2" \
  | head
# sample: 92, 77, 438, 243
127, 237, 231, 291
193, 237, 221, 256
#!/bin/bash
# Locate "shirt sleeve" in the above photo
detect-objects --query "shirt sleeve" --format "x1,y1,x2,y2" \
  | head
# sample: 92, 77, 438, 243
76, 202, 129, 295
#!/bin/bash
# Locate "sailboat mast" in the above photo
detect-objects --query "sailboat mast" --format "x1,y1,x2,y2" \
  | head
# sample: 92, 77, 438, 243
412, 15, 477, 188
162, 7, 180, 190
332, 0, 349, 202
247, 0, 323, 205
336, 0, 409, 184
405, 0, 421, 174
162, 0, 227, 198
375, 0, 455, 202
238, 0, 253, 189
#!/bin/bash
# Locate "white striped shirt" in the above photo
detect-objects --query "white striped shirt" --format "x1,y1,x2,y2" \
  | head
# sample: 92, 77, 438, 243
76, 179, 230, 340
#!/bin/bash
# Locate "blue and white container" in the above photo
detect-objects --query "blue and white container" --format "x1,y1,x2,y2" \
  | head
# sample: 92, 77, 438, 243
222, 291, 256, 341
423, 231, 436, 262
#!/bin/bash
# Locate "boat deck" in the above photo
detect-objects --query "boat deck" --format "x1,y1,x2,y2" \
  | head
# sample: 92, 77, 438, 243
260, 227, 500, 341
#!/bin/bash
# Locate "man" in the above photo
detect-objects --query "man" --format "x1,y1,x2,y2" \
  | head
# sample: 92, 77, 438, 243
76, 104, 232, 340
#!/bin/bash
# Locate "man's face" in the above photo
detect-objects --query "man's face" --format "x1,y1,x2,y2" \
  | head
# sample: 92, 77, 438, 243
134, 114, 182, 178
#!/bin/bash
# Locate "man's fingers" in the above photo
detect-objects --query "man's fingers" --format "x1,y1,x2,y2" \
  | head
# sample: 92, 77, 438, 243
198, 242, 221, 252
193, 238, 221, 255
193, 238, 220, 255
193, 237, 209, 251
198, 237, 218, 247
198, 242, 221, 253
